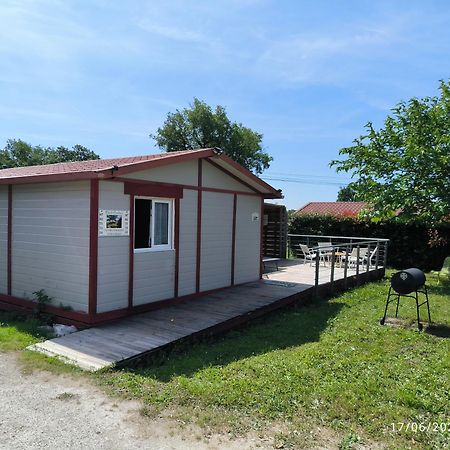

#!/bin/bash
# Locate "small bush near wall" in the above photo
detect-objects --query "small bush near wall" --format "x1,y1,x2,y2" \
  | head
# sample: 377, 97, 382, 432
289, 215, 450, 271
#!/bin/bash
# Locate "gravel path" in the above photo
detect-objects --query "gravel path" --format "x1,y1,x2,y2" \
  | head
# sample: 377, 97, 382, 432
0, 352, 267, 450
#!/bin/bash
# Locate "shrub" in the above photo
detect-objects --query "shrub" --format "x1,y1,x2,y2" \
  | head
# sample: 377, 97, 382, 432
289, 215, 450, 271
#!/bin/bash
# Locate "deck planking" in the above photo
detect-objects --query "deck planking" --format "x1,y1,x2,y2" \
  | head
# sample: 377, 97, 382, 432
29, 260, 383, 371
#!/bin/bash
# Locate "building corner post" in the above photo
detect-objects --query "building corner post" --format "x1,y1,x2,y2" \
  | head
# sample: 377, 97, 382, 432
88, 179, 99, 317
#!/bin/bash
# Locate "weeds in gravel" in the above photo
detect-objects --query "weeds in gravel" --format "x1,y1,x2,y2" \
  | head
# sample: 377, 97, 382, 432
2, 273, 450, 449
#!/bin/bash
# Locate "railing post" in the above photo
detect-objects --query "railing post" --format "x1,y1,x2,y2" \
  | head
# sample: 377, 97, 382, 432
356, 245, 360, 285
344, 245, 349, 289
366, 242, 371, 273
375, 241, 380, 270
315, 248, 320, 297
330, 247, 335, 293
383, 241, 388, 267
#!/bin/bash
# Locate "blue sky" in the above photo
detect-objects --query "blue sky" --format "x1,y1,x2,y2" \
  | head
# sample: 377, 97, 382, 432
1, 0, 450, 209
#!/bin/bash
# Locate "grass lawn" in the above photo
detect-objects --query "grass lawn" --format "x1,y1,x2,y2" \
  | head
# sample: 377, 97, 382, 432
97, 273, 450, 449
0, 312, 81, 373
1, 273, 449, 449
0, 312, 44, 351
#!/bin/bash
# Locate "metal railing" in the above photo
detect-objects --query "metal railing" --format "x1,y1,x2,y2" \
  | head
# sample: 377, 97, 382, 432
287, 234, 389, 295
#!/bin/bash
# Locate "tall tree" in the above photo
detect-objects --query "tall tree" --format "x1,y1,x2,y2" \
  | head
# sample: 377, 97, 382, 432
0, 139, 99, 168
336, 184, 361, 202
331, 80, 450, 223
151, 98, 272, 174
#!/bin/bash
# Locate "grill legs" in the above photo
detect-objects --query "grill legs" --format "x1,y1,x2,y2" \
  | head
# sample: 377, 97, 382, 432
415, 291, 422, 331
380, 287, 392, 325
425, 285, 431, 323
380, 286, 431, 331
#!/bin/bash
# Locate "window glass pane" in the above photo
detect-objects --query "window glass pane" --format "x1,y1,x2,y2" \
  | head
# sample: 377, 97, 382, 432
134, 199, 151, 248
154, 202, 169, 245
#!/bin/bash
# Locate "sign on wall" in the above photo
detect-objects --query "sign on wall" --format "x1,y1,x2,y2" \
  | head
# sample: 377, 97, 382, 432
98, 210, 130, 236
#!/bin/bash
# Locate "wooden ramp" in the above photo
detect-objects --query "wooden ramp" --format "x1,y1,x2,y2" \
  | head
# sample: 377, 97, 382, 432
28, 260, 382, 371
29, 279, 311, 371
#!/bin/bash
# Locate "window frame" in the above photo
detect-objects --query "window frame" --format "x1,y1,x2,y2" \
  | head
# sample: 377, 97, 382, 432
134, 196, 174, 253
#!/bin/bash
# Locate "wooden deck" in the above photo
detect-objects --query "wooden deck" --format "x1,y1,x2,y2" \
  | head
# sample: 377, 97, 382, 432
29, 260, 383, 371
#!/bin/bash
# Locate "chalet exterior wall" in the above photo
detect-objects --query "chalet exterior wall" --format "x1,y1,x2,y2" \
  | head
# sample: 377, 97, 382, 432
0, 186, 8, 294
201, 161, 254, 192
0, 154, 273, 324
178, 189, 198, 296
200, 191, 234, 292
126, 160, 199, 185
234, 195, 261, 285
97, 181, 129, 313
11, 181, 90, 312
133, 251, 175, 305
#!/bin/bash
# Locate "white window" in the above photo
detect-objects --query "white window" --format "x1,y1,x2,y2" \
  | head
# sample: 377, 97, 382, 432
134, 197, 173, 252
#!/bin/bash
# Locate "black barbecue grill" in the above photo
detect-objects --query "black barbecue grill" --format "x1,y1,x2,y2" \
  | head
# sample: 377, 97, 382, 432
380, 268, 431, 330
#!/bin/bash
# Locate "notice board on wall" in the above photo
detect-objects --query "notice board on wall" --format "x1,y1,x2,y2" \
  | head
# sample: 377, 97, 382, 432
98, 210, 130, 236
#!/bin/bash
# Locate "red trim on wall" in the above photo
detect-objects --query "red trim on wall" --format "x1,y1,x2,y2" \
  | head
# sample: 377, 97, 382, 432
231, 194, 237, 285
0, 147, 282, 199
7, 185, 12, 295
196, 159, 202, 293
0, 172, 103, 186
90, 285, 232, 324
124, 181, 183, 198
205, 159, 261, 194
0, 293, 92, 325
174, 197, 181, 298
97, 148, 217, 178
259, 196, 264, 279
128, 194, 135, 309
109, 177, 261, 197
88, 179, 99, 316
0, 268, 386, 326
214, 153, 283, 199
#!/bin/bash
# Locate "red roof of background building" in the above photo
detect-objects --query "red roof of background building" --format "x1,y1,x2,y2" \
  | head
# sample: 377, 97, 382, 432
296, 202, 367, 217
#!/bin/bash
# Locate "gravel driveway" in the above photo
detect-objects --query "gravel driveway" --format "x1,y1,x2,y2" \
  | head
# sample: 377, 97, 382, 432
0, 352, 267, 450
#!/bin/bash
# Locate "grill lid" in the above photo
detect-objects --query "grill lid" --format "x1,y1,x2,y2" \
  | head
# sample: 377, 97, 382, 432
391, 268, 426, 295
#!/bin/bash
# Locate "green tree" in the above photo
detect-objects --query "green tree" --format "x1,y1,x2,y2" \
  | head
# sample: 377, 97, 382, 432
331, 80, 450, 223
336, 184, 361, 202
0, 139, 99, 168
151, 98, 272, 173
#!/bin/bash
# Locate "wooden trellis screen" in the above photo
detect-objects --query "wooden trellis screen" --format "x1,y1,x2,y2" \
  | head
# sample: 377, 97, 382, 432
262, 203, 288, 258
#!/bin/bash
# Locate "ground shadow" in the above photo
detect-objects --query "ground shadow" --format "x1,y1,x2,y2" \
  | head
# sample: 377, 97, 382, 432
425, 324, 450, 338
118, 297, 343, 381
426, 282, 450, 296
0, 310, 49, 340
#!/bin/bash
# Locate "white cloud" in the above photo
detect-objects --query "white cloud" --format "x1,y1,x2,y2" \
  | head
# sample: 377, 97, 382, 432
137, 20, 206, 43
257, 18, 407, 85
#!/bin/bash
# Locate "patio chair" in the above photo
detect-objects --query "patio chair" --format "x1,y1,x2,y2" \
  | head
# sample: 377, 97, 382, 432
342, 247, 368, 268
362, 246, 379, 268
298, 244, 316, 266
433, 256, 450, 284
317, 242, 333, 265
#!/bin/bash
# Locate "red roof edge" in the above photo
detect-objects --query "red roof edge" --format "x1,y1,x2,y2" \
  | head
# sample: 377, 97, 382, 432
0, 147, 282, 198
295, 201, 367, 216
296, 202, 312, 213
215, 153, 283, 199
98, 148, 217, 178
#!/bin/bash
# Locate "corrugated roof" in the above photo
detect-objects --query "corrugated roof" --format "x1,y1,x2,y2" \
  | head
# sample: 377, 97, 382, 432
296, 202, 367, 217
